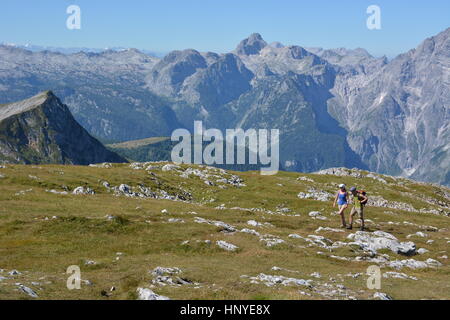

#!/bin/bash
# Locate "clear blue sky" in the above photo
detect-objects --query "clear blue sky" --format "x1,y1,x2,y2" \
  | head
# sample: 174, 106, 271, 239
0, 0, 449, 57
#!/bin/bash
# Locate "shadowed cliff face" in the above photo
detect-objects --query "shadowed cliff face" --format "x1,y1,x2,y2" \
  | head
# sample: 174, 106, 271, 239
0, 91, 126, 165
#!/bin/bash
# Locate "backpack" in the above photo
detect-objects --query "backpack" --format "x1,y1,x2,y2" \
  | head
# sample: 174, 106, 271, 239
358, 190, 368, 205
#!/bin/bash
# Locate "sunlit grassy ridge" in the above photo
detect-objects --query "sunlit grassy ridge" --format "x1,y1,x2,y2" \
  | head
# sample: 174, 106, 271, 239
0, 163, 449, 300
107, 137, 169, 149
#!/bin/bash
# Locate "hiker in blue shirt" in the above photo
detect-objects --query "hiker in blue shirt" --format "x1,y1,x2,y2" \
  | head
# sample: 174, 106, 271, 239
333, 184, 349, 228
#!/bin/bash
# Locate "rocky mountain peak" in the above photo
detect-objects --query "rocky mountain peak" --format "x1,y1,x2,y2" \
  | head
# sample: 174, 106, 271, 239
415, 27, 450, 58
235, 33, 268, 56
146, 49, 208, 96
0, 92, 126, 165
161, 49, 205, 65
285, 45, 313, 60
0, 90, 56, 121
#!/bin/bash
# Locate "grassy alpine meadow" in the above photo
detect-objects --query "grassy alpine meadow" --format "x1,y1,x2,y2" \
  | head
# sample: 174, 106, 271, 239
0, 162, 449, 300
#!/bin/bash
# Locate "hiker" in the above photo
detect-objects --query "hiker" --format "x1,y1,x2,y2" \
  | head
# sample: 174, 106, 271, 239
333, 184, 349, 228
348, 187, 368, 231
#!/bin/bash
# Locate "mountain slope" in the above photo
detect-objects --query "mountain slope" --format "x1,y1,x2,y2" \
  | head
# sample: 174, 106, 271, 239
0, 163, 448, 299
328, 27, 450, 186
0, 91, 126, 164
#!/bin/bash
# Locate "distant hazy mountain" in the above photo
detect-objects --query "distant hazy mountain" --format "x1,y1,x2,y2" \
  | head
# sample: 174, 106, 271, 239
0, 42, 165, 57
0, 91, 125, 164
0, 28, 448, 185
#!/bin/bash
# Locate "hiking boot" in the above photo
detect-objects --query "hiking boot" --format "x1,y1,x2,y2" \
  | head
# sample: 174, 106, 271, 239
346, 225, 353, 230
360, 226, 365, 231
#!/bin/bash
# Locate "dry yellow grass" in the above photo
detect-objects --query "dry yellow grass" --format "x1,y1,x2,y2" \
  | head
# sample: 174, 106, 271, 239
0, 163, 449, 300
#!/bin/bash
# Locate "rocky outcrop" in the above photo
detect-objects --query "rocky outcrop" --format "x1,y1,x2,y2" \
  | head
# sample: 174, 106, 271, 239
347, 231, 416, 256
136, 288, 170, 300
194, 217, 236, 233
216, 240, 239, 251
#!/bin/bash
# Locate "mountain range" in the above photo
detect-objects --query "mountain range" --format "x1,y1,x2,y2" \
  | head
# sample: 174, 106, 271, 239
0, 42, 166, 57
0, 28, 448, 185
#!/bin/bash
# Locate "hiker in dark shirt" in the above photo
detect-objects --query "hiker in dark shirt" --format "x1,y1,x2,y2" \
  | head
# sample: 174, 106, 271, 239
348, 187, 368, 231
